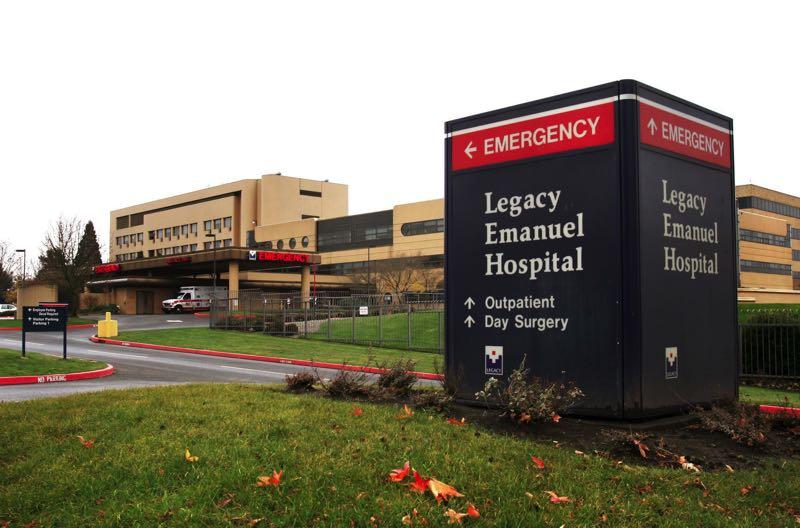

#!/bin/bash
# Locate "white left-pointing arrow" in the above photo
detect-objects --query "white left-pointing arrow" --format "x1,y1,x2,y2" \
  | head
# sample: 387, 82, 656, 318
464, 315, 475, 328
464, 141, 477, 159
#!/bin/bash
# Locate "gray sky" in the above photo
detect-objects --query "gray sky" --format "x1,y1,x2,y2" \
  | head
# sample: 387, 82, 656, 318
1, 1, 797, 263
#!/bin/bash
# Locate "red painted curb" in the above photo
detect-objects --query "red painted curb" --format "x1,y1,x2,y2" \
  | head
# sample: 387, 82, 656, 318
0, 323, 97, 332
0, 364, 115, 386
90, 336, 444, 381
193, 313, 210, 318
759, 404, 800, 418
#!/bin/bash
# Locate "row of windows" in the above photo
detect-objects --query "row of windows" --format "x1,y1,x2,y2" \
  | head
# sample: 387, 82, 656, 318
148, 244, 199, 257
738, 196, 800, 220
259, 236, 310, 251
401, 218, 444, 236
317, 225, 392, 249
116, 213, 144, 230
203, 217, 233, 233
791, 227, 800, 240
148, 223, 198, 242
116, 233, 145, 247
740, 259, 793, 276
203, 239, 233, 250
115, 251, 144, 262
738, 228, 790, 247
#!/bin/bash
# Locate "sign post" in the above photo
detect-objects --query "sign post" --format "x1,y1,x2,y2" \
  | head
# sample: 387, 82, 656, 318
445, 80, 737, 419
22, 303, 69, 359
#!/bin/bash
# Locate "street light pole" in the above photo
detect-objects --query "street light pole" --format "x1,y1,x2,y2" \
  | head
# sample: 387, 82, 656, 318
15, 249, 25, 311
205, 233, 217, 303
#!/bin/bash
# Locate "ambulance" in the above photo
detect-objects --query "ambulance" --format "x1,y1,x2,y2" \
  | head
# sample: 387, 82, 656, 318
161, 286, 227, 313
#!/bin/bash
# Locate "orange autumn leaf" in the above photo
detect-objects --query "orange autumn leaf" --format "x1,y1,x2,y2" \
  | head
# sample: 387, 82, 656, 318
444, 509, 468, 524
545, 490, 570, 504
389, 461, 411, 482
446, 417, 466, 426
184, 448, 199, 462
76, 435, 95, 448
551, 414, 561, 423
633, 439, 649, 459
428, 477, 464, 504
531, 455, 546, 469
396, 404, 414, 420
352, 406, 363, 417
401, 508, 419, 526
409, 470, 430, 493
467, 504, 480, 518
256, 470, 283, 488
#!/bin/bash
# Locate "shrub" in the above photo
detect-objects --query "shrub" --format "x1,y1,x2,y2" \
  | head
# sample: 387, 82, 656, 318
285, 323, 299, 336
474, 355, 584, 423
285, 371, 316, 392
411, 388, 453, 409
693, 402, 772, 446
320, 368, 370, 399
375, 359, 418, 398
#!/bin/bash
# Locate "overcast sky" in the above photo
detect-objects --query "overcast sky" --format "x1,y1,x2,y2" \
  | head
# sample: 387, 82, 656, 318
1, 1, 797, 263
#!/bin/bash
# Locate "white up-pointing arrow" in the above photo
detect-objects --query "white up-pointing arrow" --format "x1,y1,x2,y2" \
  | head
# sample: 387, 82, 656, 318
464, 297, 475, 309
464, 315, 475, 328
464, 141, 477, 159
647, 118, 657, 135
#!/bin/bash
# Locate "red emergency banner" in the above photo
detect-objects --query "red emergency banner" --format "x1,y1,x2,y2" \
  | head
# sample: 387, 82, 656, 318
639, 100, 731, 168
450, 100, 616, 171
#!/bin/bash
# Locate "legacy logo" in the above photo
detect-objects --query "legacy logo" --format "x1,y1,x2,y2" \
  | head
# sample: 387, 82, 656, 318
665, 346, 678, 379
485, 345, 503, 375
248, 250, 257, 261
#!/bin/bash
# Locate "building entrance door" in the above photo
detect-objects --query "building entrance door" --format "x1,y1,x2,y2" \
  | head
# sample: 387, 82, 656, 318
136, 291, 154, 315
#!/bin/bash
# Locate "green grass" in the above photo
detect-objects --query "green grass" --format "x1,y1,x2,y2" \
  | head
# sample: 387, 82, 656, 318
0, 348, 105, 377
309, 311, 443, 351
116, 328, 442, 373
0, 317, 96, 329
0, 385, 798, 527
740, 385, 800, 407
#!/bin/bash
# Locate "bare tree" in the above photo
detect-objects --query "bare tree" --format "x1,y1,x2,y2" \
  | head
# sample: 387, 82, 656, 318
0, 241, 15, 302
36, 217, 94, 315
372, 257, 419, 296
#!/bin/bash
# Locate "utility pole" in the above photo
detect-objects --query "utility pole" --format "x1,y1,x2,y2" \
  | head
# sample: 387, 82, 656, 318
205, 233, 217, 304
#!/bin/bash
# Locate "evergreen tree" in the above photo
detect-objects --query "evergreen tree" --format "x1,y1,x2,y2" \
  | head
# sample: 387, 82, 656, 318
76, 221, 103, 267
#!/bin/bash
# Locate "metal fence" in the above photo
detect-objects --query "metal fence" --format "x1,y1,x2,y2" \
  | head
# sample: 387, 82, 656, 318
210, 290, 444, 353
739, 307, 800, 379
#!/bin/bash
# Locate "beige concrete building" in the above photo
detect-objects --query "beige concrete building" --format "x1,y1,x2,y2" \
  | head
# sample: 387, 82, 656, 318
92, 174, 444, 314
736, 184, 800, 303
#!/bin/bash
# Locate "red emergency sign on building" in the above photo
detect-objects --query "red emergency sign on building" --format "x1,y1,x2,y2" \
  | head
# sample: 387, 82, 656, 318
449, 98, 616, 171
639, 100, 731, 168
251, 251, 312, 263
92, 263, 121, 274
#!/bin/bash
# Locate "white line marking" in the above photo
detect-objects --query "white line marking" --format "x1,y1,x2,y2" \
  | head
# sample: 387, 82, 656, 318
218, 365, 290, 376
167, 320, 183, 323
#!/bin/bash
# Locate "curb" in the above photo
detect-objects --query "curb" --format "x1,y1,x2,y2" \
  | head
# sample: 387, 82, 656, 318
193, 313, 210, 318
0, 323, 97, 332
90, 336, 444, 381
0, 364, 115, 386
759, 404, 800, 418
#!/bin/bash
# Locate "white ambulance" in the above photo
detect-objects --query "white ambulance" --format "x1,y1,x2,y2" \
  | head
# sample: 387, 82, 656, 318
161, 286, 227, 313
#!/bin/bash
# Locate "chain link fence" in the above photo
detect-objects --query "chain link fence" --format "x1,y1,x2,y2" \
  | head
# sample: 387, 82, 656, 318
210, 290, 444, 353
739, 306, 800, 379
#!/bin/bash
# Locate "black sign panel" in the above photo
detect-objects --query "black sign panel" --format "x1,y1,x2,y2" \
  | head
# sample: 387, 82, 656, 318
446, 80, 737, 419
22, 306, 68, 332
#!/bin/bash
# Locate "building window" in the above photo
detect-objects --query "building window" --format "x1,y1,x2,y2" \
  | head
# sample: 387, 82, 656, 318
739, 228, 789, 247
182, 245, 189, 253
793, 250, 800, 261
264, 241, 273, 250
301, 236, 309, 248
156, 248, 163, 256
317, 230, 351, 248
190, 223, 198, 235
181, 224, 189, 236
364, 226, 391, 241
277, 240, 284, 250
204, 241, 212, 250
401, 218, 445, 236
246, 230, 256, 248
289, 237, 296, 249
116, 216, 129, 229
156, 229, 163, 239
130, 213, 144, 227
213, 218, 222, 231
164, 229, 171, 240
223, 217, 232, 229
138, 233, 143, 244
223, 239, 232, 247
148, 250, 155, 257
164, 247, 173, 255
300, 189, 322, 197
173, 226, 180, 237
740, 259, 792, 275
190, 244, 197, 252
148, 231, 155, 240
738, 196, 800, 220
204, 220, 212, 232
214, 239, 222, 249
302, 214, 320, 219
123, 235, 129, 245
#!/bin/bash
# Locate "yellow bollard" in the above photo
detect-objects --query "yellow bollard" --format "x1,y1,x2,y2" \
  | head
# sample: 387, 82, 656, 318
97, 311, 118, 338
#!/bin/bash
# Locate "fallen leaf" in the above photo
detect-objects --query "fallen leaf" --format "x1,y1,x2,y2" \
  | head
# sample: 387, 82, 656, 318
232, 516, 263, 526
396, 404, 414, 420
428, 477, 464, 504
530, 455, 546, 469
76, 435, 95, 448
525, 491, 535, 499
158, 509, 175, 522
574, 450, 585, 456
635, 484, 653, 495
467, 504, 480, 518
401, 508, 419, 526
352, 406, 363, 417
446, 417, 466, 426
355, 492, 367, 500
256, 470, 283, 488
632, 439, 649, 459
409, 470, 430, 493
184, 448, 199, 462
724, 464, 734, 473
545, 491, 570, 504
389, 461, 411, 482
518, 412, 532, 424
551, 414, 561, 423
740, 485, 753, 495
444, 509, 468, 524
216, 493, 235, 508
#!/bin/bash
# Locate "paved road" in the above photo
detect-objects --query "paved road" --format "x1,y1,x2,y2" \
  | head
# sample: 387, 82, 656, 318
0, 314, 388, 402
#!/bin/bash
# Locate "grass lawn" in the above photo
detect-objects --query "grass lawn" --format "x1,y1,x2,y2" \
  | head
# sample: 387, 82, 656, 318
740, 385, 800, 407
309, 311, 443, 351
0, 385, 798, 527
0, 348, 106, 377
0, 317, 96, 329
115, 327, 442, 373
